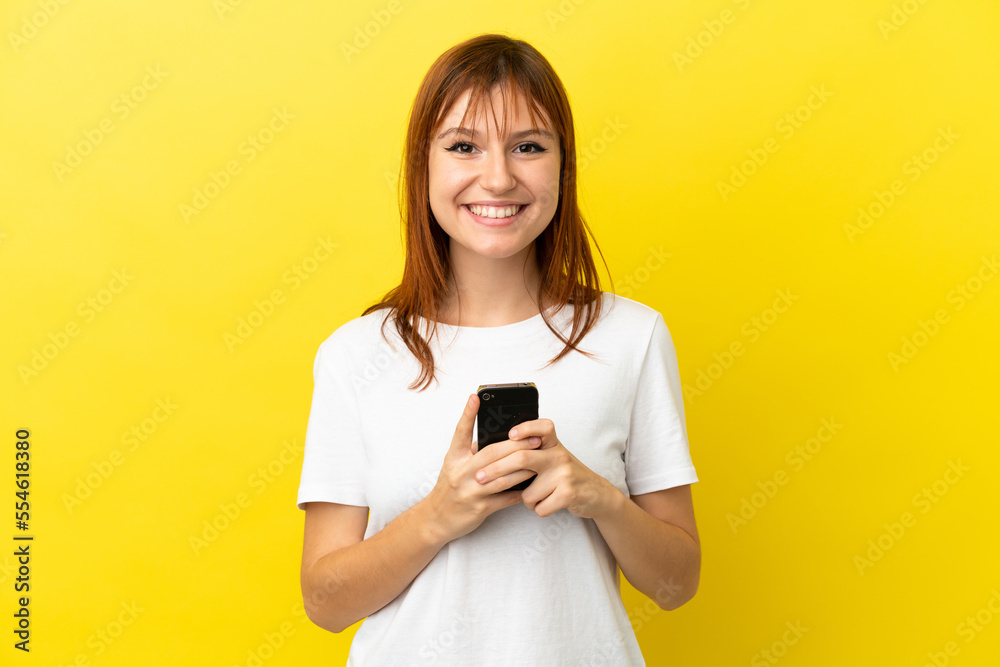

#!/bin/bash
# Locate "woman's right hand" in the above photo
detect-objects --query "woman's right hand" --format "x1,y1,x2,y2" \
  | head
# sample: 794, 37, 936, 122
417, 393, 540, 544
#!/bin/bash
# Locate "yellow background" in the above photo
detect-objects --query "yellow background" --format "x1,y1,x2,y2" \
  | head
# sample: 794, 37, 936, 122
2, 0, 998, 664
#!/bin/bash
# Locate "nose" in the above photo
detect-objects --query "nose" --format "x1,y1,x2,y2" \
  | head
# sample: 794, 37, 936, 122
479, 148, 516, 193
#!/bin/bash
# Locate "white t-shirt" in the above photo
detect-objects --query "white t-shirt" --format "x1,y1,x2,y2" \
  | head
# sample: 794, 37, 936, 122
297, 292, 698, 666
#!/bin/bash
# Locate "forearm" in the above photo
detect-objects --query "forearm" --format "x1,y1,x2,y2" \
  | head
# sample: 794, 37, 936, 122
592, 483, 700, 610
302, 502, 446, 633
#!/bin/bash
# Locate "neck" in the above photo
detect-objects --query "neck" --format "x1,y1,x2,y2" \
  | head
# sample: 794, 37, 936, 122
437, 243, 550, 327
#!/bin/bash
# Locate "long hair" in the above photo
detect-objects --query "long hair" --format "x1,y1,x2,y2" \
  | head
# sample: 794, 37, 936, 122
363, 33, 612, 391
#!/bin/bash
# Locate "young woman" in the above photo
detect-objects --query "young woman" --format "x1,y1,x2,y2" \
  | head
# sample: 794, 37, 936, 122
297, 33, 700, 665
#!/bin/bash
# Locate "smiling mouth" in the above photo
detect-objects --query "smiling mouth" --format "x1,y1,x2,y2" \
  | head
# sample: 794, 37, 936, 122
465, 203, 524, 219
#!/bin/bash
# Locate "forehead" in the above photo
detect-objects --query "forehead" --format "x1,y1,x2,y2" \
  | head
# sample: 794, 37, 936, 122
436, 86, 553, 139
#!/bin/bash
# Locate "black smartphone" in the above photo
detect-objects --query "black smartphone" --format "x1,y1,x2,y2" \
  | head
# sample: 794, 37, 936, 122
476, 382, 538, 491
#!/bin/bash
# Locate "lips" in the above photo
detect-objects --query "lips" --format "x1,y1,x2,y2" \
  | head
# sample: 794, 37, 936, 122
466, 203, 524, 219
463, 204, 527, 227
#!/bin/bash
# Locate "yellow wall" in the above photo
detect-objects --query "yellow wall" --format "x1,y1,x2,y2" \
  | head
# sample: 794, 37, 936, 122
2, 0, 998, 664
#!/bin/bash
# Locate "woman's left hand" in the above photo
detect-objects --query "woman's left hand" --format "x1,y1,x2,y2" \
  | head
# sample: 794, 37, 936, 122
474, 418, 620, 520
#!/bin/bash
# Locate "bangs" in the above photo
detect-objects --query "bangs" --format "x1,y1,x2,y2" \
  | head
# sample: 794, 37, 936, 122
441, 78, 552, 142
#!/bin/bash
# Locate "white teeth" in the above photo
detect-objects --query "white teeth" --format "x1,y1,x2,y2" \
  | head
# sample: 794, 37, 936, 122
468, 204, 523, 219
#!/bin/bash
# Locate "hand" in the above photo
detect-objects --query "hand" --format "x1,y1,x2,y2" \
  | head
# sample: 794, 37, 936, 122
473, 418, 621, 520
417, 394, 543, 544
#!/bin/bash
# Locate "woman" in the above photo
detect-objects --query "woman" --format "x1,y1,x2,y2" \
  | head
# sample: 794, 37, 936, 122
297, 33, 700, 665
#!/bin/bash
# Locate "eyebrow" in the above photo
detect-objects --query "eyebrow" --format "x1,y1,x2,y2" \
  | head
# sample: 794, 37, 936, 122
436, 127, 555, 142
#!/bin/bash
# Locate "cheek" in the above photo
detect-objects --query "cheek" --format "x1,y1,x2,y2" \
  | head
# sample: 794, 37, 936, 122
428, 164, 463, 202
427, 160, 441, 198
538, 159, 561, 204
538, 176, 561, 212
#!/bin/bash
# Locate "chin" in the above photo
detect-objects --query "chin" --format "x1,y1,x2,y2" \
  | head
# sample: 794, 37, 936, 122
456, 241, 531, 261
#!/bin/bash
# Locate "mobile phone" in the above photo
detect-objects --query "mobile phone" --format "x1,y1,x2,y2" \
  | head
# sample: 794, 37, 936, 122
476, 382, 538, 491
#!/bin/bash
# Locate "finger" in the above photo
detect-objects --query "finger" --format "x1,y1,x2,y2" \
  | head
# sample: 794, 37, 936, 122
505, 420, 539, 440
527, 490, 558, 517
491, 469, 538, 495
506, 419, 555, 447
450, 394, 479, 454
472, 435, 542, 468
476, 454, 541, 489
486, 488, 525, 511
474, 435, 539, 456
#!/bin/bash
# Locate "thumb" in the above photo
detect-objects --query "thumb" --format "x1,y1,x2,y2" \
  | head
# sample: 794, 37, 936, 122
450, 393, 479, 455
489, 488, 524, 512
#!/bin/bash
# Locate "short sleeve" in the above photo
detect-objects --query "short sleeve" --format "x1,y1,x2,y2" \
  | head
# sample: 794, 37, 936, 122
296, 335, 368, 509
624, 312, 698, 495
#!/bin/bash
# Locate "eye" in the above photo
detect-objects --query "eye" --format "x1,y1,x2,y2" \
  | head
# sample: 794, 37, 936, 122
444, 142, 476, 154
444, 141, 549, 155
516, 142, 547, 154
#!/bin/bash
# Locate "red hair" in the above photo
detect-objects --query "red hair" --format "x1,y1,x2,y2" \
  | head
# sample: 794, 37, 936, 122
363, 33, 612, 391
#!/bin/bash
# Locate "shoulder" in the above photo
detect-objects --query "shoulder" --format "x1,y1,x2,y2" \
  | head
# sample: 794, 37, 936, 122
314, 307, 398, 364
566, 293, 672, 361
594, 292, 667, 334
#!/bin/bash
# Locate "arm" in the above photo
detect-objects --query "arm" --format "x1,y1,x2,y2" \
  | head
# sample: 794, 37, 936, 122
591, 483, 700, 611
474, 421, 700, 611
300, 501, 446, 633
595, 312, 700, 609
300, 394, 532, 633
